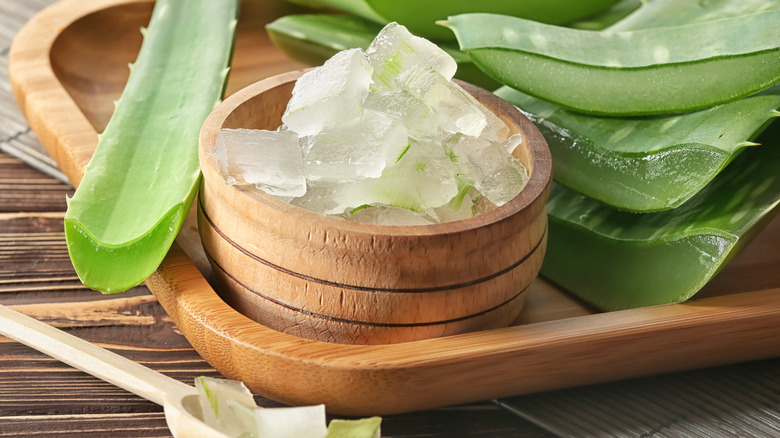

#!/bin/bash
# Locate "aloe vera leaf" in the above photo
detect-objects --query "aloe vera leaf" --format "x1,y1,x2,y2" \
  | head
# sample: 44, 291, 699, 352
567, 0, 642, 31
265, 14, 499, 89
284, 0, 621, 41
495, 84, 780, 212
442, 11, 780, 116
266, 14, 378, 65
607, 0, 780, 31
541, 120, 780, 311
64, 0, 239, 293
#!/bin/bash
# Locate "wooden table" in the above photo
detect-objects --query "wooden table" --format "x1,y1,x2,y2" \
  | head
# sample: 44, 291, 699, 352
2, 1, 780, 437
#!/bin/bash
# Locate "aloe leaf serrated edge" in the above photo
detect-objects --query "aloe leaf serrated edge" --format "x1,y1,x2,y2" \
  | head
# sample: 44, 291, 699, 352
64, 0, 239, 293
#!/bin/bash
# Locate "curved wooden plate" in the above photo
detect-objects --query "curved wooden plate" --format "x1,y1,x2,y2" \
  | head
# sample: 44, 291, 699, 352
10, 0, 780, 416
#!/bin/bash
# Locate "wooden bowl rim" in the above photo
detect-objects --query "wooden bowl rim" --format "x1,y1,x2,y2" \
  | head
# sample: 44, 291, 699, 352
199, 69, 552, 237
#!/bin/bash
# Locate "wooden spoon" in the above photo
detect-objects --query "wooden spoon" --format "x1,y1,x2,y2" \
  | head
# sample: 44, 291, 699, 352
0, 304, 228, 437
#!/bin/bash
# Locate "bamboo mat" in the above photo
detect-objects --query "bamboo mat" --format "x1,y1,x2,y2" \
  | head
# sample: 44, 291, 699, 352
1, 0, 68, 183
3, 2, 780, 437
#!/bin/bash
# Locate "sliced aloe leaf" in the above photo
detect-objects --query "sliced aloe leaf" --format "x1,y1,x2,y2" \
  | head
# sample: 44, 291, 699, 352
284, 0, 621, 41
64, 0, 238, 293
266, 13, 499, 89
442, 11, 780, 116
607, 0, 780, 31
495, 84, 780, 212
541, 121, 780, 311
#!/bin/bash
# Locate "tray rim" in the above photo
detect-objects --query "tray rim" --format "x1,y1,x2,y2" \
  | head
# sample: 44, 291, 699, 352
10, 0, 780, 416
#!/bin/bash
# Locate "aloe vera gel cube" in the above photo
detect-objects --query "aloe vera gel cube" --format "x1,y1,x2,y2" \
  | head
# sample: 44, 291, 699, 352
364, 90, 440, 137
215, 128, 306, 198
446, 133, 530, 206
217, 22, 528, 225
367, 22, 457, 90
302, 108, 409, 180
345, 204, 437, 225
396, 64, 489, 137
282, 48, 372, 137
343, 136, 460, 212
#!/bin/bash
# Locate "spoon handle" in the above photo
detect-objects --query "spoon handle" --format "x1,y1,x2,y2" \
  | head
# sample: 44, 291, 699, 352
0, 304, 196, 405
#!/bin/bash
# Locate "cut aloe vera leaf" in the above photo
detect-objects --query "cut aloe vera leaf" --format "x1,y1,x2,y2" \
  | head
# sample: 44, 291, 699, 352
541, 121, 780, 311
495, 84, 780, 212
266, 14, 498, 89
442, 11, 780, 116
284, 0, 621, 41
607, 0, 780, 31
64, 0, 238, 293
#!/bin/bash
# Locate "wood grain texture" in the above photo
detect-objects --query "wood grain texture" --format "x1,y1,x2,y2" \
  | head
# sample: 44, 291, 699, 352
8, 0, 780, 422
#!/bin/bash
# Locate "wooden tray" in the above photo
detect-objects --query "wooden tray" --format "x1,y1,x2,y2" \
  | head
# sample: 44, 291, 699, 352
10, 0, 780, 416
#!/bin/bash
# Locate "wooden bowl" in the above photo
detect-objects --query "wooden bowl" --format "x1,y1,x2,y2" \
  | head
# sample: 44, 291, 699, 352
198, 70, 553, 345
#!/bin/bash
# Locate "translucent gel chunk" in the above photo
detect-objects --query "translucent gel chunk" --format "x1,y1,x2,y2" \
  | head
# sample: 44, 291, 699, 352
344, 204, 437, 226
301, 108, 409, 180
367, 22, 457, 90
446, 133, 529, 206
333, 137, 459, 212
215, 128, 306, 198
427, 188, 479, 223
475, 100, 511, 143
364, 90, 439, 138
396, 65, 488, 137
282, 48, 372, 137
289, 179, 346, 216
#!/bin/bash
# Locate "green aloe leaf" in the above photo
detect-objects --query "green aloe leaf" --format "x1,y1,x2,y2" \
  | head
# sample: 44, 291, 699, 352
607, 0, 780, 31
495, 85, 780, 212
64, 0, 239, 293
284, 0, 621, 41
266, 14, 379, 66
442, 11, 780, 116
541, 120, 780, 311
567, 0, 642, 31
265, 13, 499, 89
